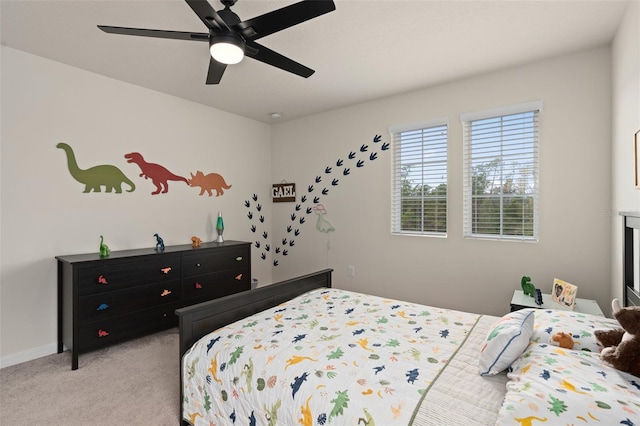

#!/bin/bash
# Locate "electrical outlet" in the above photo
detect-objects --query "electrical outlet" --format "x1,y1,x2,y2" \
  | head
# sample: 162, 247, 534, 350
348, 266, 355, 277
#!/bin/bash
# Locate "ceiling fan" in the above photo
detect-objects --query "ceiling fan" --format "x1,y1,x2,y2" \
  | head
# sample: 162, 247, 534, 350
98, 0, 336, 84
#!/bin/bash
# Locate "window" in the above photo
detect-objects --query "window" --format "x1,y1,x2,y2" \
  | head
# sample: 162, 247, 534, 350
461, 101, 541, 240
390, 119, 448, 236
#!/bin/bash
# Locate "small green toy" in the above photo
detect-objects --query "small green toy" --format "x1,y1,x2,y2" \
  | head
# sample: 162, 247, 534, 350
99, 235, 110, 258
521, 276, 535, 297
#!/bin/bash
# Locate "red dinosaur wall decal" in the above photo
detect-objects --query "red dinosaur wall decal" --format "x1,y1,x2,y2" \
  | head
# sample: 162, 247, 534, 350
124, 152, 188, 195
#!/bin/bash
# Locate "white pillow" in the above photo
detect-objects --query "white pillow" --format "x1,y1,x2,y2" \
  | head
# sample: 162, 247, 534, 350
479, 309, 534, 376
496, 343, 640, 424
531, 308, 619, 352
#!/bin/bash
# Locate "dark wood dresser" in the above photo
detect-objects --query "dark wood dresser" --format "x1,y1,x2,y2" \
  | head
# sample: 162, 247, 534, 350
57, 240, 250, 369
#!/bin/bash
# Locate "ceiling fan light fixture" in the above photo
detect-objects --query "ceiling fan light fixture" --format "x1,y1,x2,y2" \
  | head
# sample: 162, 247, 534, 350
210, 34, 245, 65
98, 0, 336, 84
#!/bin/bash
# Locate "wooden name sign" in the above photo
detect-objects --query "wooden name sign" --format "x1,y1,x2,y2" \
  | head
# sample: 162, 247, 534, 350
272, 183, 296, 202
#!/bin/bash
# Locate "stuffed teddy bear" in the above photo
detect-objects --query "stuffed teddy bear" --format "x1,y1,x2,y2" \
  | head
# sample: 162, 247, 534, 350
594, 298, 640, 377
549, 331, 574, 349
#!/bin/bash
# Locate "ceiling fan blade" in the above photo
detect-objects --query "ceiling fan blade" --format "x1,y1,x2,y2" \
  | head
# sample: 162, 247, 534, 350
98, 25, 209, 41
246, 40, 314, 78
236, 0, 335, 41
206, 57, 227, 84
185, 0, 230, 32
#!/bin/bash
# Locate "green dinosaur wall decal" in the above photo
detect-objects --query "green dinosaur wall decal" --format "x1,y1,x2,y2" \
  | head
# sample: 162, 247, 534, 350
56, 142, 135, 193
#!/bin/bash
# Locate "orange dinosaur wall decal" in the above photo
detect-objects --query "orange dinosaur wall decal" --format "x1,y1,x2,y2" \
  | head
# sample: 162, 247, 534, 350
188, 171, 232, 197
57, 143, 135, 193
124, 152, 188, 195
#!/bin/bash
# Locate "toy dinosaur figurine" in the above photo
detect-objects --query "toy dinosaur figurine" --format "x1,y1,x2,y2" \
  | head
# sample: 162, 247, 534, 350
57, 143, 135, 193
124, 152, 188, 195
99, 235, 110, 257
535, 288, 543, 305
154, 233, 165, 251
191, 236, 202, 247
521, 276, 535, 297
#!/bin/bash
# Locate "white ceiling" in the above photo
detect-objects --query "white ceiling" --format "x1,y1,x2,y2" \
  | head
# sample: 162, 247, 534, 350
0, 0, 630, 123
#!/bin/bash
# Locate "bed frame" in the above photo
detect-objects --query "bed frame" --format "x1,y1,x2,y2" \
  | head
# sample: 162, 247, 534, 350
174, 268, 333, 423
621, 211, 640, 307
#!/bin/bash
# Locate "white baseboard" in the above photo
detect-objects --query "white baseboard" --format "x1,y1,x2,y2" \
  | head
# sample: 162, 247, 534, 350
0, 343, 59, 369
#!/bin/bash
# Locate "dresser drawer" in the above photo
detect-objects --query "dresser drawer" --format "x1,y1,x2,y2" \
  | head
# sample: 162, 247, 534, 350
78, 280, 181, 322
78, 256, 181, 295
183, 268, 250, 304
78, 302, 180, 352
182, 246, 249, 277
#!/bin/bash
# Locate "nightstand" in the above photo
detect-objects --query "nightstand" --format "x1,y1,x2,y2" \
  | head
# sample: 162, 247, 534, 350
510, 289, 604, 316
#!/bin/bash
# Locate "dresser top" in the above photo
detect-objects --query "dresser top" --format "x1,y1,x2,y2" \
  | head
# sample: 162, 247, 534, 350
56, 240, 250, 264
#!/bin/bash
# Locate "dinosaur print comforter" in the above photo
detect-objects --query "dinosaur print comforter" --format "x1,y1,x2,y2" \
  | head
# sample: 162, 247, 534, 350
181, 288, 482, 426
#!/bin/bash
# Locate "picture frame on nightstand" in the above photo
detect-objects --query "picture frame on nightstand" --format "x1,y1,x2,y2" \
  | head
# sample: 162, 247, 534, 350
551, 278, 577, 310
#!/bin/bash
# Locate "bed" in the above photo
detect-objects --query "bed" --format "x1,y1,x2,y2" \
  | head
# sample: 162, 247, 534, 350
175, 269, 640, 425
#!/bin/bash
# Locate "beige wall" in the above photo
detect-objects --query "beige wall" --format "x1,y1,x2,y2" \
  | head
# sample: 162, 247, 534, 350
271, 47, 613, 317
0, 47, 273, 366
611, 1, 640, 305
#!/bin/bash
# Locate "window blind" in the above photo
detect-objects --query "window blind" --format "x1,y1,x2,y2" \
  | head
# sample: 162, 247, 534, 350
462, 103, 541, 240
390, 119, 448, 236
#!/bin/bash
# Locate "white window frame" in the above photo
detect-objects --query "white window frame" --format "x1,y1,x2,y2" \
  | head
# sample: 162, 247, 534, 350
461, 101, 542, 241
390, 118, 449, 237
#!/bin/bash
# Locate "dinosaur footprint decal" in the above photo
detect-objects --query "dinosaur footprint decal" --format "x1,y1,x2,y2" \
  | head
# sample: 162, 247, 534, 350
246, 135, 390, 265
57, 143, 136, 193
124, 152, 188, 195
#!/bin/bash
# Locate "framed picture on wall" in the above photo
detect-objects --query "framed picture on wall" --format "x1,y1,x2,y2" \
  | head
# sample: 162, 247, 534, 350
636, 129, 640, 189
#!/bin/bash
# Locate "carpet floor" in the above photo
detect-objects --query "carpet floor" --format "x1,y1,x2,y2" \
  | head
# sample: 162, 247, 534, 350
0, 328, 180, 426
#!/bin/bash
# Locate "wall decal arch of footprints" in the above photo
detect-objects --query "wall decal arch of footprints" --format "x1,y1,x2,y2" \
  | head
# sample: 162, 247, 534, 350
245, 135, 390, 266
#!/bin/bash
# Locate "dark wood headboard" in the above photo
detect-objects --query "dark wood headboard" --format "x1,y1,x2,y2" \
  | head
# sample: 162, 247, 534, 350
175, 269, 332, 424
621, 211, 640, 307
175, 268, 333, 356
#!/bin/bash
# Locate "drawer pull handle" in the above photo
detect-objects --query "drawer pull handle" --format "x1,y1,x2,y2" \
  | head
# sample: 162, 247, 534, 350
195, 282, 202, 289
98, 329, 109, 337
235, 256, 243, 261
97, 303, 109, 311
160, 267, 172, 274
235, 274, 243, 281
160, 289, 172, 297
196, 263, 201, 267
97, 275, 108, 285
